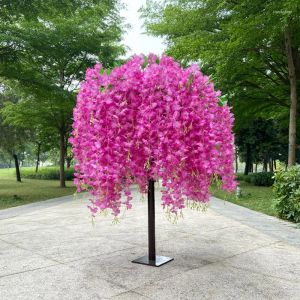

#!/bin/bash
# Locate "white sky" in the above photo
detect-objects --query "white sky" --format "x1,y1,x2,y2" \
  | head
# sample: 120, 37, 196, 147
121, 0, 165, 57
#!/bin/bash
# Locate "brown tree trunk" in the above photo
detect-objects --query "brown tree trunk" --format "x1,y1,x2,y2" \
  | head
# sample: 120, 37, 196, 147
244, 144, 251, 175
263, 159, 268, 172
64, 136, 72, 168
269, 159, 273, 173
66, 156, 72, 168
59, 129, 66, 188
235, 149, 238, 173
274, 160, 277, 170
285, 29, 297, 167
13, 154, 21, 182
35, 143, 41, 173
59, 70, 67, 187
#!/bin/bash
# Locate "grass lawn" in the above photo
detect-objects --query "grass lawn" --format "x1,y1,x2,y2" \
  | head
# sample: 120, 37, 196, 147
0, 167, 76, 210
211, 181, 277, 217
1, 166, 277, 218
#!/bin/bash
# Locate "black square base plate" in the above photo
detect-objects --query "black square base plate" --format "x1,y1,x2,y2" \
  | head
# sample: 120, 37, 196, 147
132, 255, 174, 267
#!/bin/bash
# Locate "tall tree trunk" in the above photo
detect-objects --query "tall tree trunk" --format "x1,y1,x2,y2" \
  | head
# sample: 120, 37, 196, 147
285, 29, 297, 167
263, 156, 268, 172
35, 143, 41, 173
13, 154, 21, 182
59, 70, 67, 188
64, 137, 72, 169
235, 149, 238, 173
244, 144, 251, 175
59, 129, 66, 188
9, 158, 11, 168
269, 159, 273, 173
255, 163, 258, 173
274, 160, 277, 171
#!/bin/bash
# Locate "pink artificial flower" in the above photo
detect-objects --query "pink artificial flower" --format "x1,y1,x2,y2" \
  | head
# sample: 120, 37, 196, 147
70, 55, 236, 217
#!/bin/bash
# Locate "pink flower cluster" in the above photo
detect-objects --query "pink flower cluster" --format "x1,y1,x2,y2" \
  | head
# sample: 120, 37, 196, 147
70, 54, 236, 216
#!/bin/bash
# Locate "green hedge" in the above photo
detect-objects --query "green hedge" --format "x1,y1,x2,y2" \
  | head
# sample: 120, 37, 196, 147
250, 172, 274, 186
236, 173, 250, 182
22, 167, 74, 180
273, 165, 300, 223
237, 172, 274, 187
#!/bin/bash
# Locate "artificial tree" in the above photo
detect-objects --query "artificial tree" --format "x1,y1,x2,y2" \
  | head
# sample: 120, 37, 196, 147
70, 54, 236, 266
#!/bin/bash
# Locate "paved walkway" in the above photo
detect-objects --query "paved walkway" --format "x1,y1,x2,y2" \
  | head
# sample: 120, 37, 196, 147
0, 187, 300, 300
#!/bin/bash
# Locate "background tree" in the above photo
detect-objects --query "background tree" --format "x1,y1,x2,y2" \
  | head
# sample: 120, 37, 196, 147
0, 0, 125, 187
235, 119, 286, 175
0, 93, 28, 181
141, 0, 300, 166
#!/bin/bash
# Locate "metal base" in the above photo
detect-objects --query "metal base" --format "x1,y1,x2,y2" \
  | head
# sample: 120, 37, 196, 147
132, 255, 174, 267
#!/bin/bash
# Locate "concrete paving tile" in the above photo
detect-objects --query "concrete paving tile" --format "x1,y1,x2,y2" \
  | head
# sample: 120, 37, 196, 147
0, 226, 83, 248
41, 237, 135, 263
27, 213, 92, 227
69, 247, 206, 291
224, 242, 300, 282
104, 226, 190, 247
0, 263, 126, 300
155, 211, 238, 232
211, 197, 300, 249
29, 238, 132, 263
0, 218, 45, 235
0, 196, 74, 220
0, 225, 137, 263
157, 237, 224, 266
199, 224, 279, 257
134, 262, 300, 300
0, 240, 57, 277
154, 226, 277, 267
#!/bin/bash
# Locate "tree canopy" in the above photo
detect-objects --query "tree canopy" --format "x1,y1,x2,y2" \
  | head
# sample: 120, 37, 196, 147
141, 0, 300, 166
0, 0, 125, 186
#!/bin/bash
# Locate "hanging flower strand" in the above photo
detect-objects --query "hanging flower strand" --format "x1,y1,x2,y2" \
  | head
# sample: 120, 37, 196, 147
70, 54, 237, 217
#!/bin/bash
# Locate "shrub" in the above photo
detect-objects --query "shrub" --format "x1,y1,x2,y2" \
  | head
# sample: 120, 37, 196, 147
236, 173, 250, 182
22, 167, 74, 180
250, 172, 274, 186
273, 165, 300, 223
236, 172, 274, 186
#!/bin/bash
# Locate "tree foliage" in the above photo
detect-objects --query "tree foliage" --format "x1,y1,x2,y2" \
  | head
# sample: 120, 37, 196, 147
141, 0, 300, 164
235, 118, 288, 174
0, 91, 28, 181
0, 0, 125, 186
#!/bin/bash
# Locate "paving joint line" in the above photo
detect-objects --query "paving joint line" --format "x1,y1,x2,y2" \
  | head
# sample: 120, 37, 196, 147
0, 245, 136, 280
218, 241, 281, 261
0, 219, 92, 236
227, 263, 300, 284
0, 263, 62, 279
110, 290, 154, 300
62, 246, 137, 266
0, 237, 64, 265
